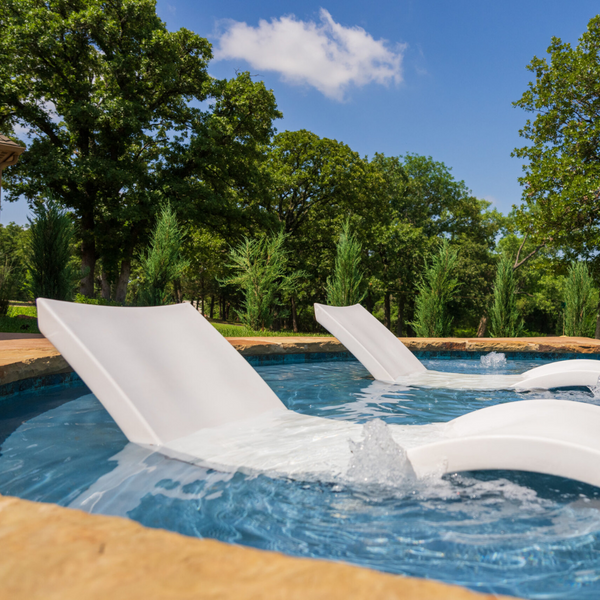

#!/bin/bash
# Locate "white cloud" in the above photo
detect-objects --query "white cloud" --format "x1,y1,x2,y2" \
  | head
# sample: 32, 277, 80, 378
215, 9, 406, 101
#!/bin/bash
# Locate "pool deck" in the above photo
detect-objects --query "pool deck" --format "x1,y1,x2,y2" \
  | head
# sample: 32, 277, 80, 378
3, 332, 594, 600
0, 494, 514, 600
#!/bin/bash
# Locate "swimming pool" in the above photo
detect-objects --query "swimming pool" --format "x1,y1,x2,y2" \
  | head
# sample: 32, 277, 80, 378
1, 356, 600, 599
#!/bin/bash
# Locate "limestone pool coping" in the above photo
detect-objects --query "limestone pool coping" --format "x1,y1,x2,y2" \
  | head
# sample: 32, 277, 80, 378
1, 332, 599, 386
4, 332, 598, 599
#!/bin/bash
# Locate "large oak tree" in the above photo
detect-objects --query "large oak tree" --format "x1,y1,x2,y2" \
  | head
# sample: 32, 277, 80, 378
0, 0, 280, 300
513, 14, 600, 334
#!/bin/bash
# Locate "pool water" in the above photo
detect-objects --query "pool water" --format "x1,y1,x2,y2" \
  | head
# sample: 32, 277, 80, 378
2, 356, 600, 599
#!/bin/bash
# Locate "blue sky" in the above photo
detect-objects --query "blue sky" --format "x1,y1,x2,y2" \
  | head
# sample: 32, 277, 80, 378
3, 1, 599, 225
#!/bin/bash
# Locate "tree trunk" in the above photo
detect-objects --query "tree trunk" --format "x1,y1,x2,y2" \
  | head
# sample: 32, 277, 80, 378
384, 292, 391, 330
100, 270, 111, 300
477, 315, 488, 338
201, 295, 205, 316
209, 295, 215, 319
114, 259, 131, 304
79, 237, 96, 297
396, 296, 404, 337
291, 297, 298, 333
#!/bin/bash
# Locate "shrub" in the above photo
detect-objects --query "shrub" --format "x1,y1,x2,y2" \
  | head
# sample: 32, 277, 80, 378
563, 261, 598, 337
221, 232, 303, 331
0, 258, 15, 316
489, 254, 523, 337
27, 198, 80, 301
326, 218, 366, 306
410, 239, 459, 337
137, 203, 189, 306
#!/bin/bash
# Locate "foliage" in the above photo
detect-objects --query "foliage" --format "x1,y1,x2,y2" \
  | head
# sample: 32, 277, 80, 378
410, 239, 460, 337
0, 314, 40, 334
367, 154, 504, 335
0, 223, 29, 300
221, 233, 303, 330
0, 259, 15, 316
513, 15, 600, 259
0, 0, 280, 301
325, 219, 366, 306
563, 261, 598, 337
74, 293, 122, 307
137, 204, 189, 306
211, 322, 329, 338
254, 130, 389, 330
180, 227, 228, 313
496, 231, 567, 335
263, 130, 379, 235
27, 199, 79, 301
489, 255, 524, 337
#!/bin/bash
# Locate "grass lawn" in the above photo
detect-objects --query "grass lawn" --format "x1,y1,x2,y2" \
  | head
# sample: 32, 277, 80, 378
0, 305, 41, 334
0, 304, 328, 338
211, 322, 328, 337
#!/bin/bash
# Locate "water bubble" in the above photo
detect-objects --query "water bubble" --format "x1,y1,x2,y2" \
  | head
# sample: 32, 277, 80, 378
346, 419, 415, 487
590, 375, 600, 399
480, 352, 507, 368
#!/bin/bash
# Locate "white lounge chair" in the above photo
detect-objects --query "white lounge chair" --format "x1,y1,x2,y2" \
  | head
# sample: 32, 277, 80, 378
37, 298, 600, 488
315, 303, 600, 391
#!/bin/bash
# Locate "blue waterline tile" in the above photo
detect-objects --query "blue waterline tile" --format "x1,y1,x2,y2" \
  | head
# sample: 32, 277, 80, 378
2, 350, 599, 401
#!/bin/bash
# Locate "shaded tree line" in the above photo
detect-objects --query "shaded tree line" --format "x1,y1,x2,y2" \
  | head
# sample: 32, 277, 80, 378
2, 1, 600, 338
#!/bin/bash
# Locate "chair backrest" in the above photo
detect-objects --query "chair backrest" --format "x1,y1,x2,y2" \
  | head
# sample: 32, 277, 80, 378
314, 303, 426, 382
37, 299, 286, 445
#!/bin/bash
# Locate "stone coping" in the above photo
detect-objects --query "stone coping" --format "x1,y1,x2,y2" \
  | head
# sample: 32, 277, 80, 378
229, 335, 600, 356
1, 334, 598, 386
0, 494, 515, 600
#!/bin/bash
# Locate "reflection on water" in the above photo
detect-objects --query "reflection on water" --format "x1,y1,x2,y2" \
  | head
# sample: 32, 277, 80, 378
1, 358, 600, 599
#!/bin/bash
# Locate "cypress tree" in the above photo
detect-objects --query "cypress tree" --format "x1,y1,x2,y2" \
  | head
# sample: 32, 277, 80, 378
489, 254, 523, 337
410, 239, 460, 337
564, 261, 598, 337
27, 199, 79, 301
138, 203, 189, 306
326, 219, 366, 306
221, 232, 303, 330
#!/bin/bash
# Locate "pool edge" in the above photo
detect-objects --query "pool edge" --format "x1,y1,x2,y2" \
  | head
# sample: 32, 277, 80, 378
0, 493, 517, 600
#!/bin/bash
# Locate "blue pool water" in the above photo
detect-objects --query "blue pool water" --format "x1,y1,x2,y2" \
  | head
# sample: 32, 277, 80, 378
2, 356, 600, 599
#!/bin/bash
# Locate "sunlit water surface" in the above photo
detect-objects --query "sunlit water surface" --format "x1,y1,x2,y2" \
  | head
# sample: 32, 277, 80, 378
2, 356, 600, 599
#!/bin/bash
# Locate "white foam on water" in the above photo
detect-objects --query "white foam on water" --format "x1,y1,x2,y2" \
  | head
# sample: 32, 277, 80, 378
346, 419, 416, 487
397, 369, 522, 390
480, 352, 507, 368
590, 375, 600, 399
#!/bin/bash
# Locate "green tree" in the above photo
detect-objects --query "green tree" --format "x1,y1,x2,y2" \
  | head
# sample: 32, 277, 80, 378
496, 230, 566, 335
221, 233, 303, 331
260, 130, 388, 330
27, 199, 79, 301
513, 15, 600, 334
180, 227, 228, 316
366, 153, 503, 335
0, 0, 280, 301
410, 239, 460, 337
326, 219, 366, 306
564, 261, 598, 337
0, 222, 30, 301
489, 254, 523, 337
137, 203, 188, 306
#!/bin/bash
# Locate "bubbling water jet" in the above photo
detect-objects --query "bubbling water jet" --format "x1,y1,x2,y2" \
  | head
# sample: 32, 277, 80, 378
480, 352, 507, 368
346, 419, 416, 487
